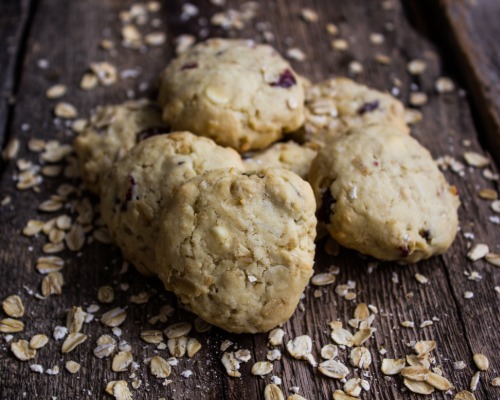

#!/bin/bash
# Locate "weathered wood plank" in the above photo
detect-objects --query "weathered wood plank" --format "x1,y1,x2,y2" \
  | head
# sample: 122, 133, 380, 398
423, 0, 500, 165
0, 0, 498, 399
0, 0, 33, 151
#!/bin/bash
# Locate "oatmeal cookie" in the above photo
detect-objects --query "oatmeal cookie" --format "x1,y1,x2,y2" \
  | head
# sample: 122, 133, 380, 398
295, 77, 409, 147
74, 99, 167, 194
100, 132, 244, 276
243, 141, 317, 179
308, 124, 459, 263
158, 38, 305, 152
156, 168, 316, 332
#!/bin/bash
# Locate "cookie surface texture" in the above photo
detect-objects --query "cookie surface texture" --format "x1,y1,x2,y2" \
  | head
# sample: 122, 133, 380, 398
156, 168, 317, 333
100, 132, 244, 276
158, 38, 305, 152
243, 141, 317, 179
74, 99, 166, 193
297, 77, 409, 147
308, 124, 459, 263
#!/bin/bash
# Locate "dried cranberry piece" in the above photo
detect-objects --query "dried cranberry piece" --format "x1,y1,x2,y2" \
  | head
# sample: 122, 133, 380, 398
400, 244, 411, 257
136, 127, 171, 142
419, 229, 432, 244
270, 69, 297, 88
181, 62, 198, 70
358, 100, 380, 115
122, 176, 136, 211
318, 189, 336, 223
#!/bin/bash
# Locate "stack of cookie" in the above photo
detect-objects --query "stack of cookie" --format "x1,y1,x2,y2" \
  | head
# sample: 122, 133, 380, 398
75, 38, 459, 333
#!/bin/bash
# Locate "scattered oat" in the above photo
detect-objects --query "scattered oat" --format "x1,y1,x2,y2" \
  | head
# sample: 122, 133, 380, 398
326, 23, 338, 35
491, 377, 500, 386
409, 92, 428, 107
11, 340, 36, 360
3, 138, 20, 160
252, 361, 273, 376
41, 271, 64, 296
415, 273, 428, 284
348, 61, 363, 76
187, 338, 201, 357
46, 84, 67, 99
106, 380, 133, 400
455, 391, 476, 400
473, 353, 489, 371
222, 352, 242, 377
235, 349, 252, 362
97, 286, 115, 303
54, 102, 77, 119
403, 378, 435, 394
286, 48, 306, 61
30, 334, 49, 349
401, 320, 415, 328
485, 252, 500, 267
2, 295, 24, 317
420, 320, 433, 328
67, 306, 86, 333
164, 322, 192, 339
264, 383, 284, 400
145, 31, 166, 46
90, 62, 118, 86
467, 243, 489, 261
112, 351, 133, 372
150, 356, 171, 378
374, 53, 391, 64
407, 59, 427, 75
286, 335, 313, 361
344, 378, 362, 397
321, 344, 338, 360
464, 152, 489, 168
0, 318, 24, 333
300, 8, 318, 23
436, 77, 455, 93
332, 39, 348, 51
470, 371, 480, 391
332, 390, 357, 400
381, 358, 406, 375
318, 359, 350, 380
80, 73, 98, 90
101, 307, 126, 327
62, 332, 87, 353
167, 336, 187, 357
94, 334, 116, 358
370, 33, 384, 45
349, 346, 372, 369
30, 364, 44, 373
140, 330, 163, 344
464, 291, 474, 299
65, 360, 80, 374
53, 325, 68, 340
454, 360, 467, 370
311, 272, 336, 286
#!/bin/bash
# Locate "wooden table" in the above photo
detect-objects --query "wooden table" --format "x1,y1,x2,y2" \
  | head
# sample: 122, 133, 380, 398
0, 0, 498, 399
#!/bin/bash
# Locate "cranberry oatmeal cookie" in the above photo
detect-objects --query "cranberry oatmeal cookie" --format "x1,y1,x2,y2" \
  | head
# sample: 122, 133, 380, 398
308, 124, 459, 263
100, 132, 244, 276
74, 99, 166, 194
156, 168, 316, 333
158, 38, 305, 152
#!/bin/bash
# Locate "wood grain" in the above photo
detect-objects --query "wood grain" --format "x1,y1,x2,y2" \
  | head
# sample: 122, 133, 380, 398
0, 0, 34, 152
0, 0, 499, 399
423, 0, 500, 165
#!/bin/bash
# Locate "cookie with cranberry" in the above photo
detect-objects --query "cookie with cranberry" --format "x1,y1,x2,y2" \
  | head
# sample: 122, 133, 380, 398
308, 124, 459, 263
156, 168, 316, 333
100, 132, 244, 276
158, 38, 305, 152
74, 99, 167, 194
295, 77, 409, 147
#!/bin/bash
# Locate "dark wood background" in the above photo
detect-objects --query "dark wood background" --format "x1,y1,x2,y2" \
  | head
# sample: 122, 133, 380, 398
0, 0, 499, 399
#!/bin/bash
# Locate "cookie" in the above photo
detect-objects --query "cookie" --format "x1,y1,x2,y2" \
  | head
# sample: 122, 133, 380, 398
100, 132, 244, 276
74, 99, 167, 194
295, 77, 409, 147
308, 124, 459, 263
243, 141, 317, 179
158, 38, 305, 152
156, 168, 316, 333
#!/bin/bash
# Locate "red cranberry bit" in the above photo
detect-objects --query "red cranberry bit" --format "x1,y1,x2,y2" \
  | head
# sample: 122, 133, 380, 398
270, 69, 297, 88
358, 100, 380, 115
373, 161, 379, 167
419, 229, 432, 244
136, 127, 171, 142
181, 62, 198, 70
122, 176, 136, 211
400, 244, 411, 257
318, 189, 336, 223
